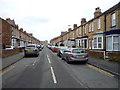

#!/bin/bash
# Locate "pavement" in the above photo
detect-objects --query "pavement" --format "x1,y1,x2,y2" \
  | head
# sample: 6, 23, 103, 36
1, 52, 24, 70
88, 57, 120, 77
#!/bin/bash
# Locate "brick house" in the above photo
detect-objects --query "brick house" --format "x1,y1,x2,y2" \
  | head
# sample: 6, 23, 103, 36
0, 18, 12, 49
50, 2, 120, 61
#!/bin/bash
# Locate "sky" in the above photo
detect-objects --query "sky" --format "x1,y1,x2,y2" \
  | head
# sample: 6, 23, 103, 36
0, 0, 119, 42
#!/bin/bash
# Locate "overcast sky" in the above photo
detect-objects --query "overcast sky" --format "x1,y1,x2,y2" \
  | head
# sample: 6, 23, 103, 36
0, 0, 119, 42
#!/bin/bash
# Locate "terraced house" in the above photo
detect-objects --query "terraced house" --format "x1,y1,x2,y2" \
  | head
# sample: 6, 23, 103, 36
50, 2, 120, 61
0, 18, 41, 49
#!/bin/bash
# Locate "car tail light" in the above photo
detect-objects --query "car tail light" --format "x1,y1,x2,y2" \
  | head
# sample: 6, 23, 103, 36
70, 54, 74, 58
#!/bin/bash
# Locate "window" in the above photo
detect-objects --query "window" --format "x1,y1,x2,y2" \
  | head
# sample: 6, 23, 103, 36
79, 27, 81, 35
84, 25, 86, 33
113, 36, 119, 51
89, 23, 91, 32
98, 37, 102, 48
93, 37, 97, 48
91, 22, 94, 31
98, 18, 101, 29
106, 35, 120, 51
111, 13, 116, 27
92, 35, 103, 49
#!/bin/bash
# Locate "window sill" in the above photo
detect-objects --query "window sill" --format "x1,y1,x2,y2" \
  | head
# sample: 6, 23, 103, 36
110, 25, 116, 28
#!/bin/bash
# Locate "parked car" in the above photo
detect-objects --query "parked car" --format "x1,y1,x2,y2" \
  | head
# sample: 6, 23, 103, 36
57, 47, 67, 57
5, 46, 15, 49
51, 46, 59, 52
24, 44, 39, 57
61, 48, 88, 63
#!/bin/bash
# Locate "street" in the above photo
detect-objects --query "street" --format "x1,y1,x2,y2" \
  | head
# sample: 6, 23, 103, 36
2, 47, 119, 88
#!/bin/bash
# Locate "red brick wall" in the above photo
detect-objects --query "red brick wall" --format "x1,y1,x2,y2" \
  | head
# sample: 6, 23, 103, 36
0, 48, 23, 58
108, 52, 120, 62
2, 19, 12, 47
88, 50, 104, 59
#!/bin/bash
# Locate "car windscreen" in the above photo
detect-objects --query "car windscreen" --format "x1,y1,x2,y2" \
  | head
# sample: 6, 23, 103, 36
72, 49, 86, 53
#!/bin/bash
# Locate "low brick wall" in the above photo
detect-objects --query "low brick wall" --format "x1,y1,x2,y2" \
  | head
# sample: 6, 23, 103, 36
0, 48, 24, 70
0, 48, 23, 58
108, 52, 120, 62
88, 50, 104, 59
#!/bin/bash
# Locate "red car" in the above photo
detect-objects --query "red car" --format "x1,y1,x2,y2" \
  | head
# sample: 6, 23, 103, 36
52, 46, 59, 52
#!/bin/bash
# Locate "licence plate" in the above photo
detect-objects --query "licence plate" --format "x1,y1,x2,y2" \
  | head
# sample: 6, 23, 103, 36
76, 55, 84, 57
27, 50, 33, 51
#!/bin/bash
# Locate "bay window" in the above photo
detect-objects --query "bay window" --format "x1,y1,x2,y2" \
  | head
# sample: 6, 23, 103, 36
106, 35, 120, 51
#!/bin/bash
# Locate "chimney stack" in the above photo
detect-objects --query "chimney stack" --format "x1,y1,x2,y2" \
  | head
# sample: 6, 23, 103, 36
81, 18, 86, 25
73, 24, 77, 29
15, 24, 19, 29
20, 28, 23, 32
94, 7, 102, 17
6, 18, 11, 20
68, 28, 72, 32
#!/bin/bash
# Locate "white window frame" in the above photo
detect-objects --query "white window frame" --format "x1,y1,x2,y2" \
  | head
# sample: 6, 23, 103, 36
106, 34, 120, 51
98, 18, 101, 29
84, 25, 86, 34
92, 34, 103, 49
111, 13, 116, 27
89, 23, 91, 32
91, 22, 94, 31
79, 27, 81, 35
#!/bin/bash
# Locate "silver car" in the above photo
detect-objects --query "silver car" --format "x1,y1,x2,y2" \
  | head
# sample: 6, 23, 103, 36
24, 44, 39, 57
57, 47, 67, 57
62, 48, 88, 63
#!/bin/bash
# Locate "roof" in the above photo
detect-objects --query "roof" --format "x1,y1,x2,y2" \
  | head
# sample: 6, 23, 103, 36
6, 19, 16, 27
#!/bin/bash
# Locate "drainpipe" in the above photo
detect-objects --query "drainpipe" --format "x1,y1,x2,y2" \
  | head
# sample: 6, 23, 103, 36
104, 14, 107, 59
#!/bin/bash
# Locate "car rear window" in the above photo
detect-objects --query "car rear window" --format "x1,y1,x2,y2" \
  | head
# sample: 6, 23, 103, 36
72, 49, 86, 53
25, 46, 35, 49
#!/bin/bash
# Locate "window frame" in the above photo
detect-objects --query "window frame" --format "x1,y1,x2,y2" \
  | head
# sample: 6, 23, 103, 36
91, 22, 94, 31
98, 18, 101, 29
92, 34, 103, 49
111, 13, 116, 27
106, 34, 120, 51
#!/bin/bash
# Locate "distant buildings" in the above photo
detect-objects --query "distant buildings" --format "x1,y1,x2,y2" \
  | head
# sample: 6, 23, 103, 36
50, 2, 120, 61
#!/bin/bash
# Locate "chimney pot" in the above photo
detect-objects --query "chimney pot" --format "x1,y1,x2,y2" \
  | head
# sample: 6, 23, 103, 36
81, 18, 86, 25
73, 24, 77, 29
6, 18, 11, 20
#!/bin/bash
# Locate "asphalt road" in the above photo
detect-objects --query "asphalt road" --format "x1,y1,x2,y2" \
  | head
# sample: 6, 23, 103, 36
2, 47, 120, 89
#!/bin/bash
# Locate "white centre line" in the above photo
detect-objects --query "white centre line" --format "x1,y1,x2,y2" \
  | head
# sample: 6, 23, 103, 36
47, 55, 57, 84
50, 66, 57, 84
32, 60, 37, 66
47, 55, 51, 64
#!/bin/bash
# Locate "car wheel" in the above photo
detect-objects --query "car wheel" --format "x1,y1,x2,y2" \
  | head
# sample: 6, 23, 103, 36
61, 57, 64, 60
83, 61, 87, 64
66, 57, 70, 64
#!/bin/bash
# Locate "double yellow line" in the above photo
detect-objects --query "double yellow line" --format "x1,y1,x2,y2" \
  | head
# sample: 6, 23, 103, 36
86, 64, 115, 77
0, 66, 14, 76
